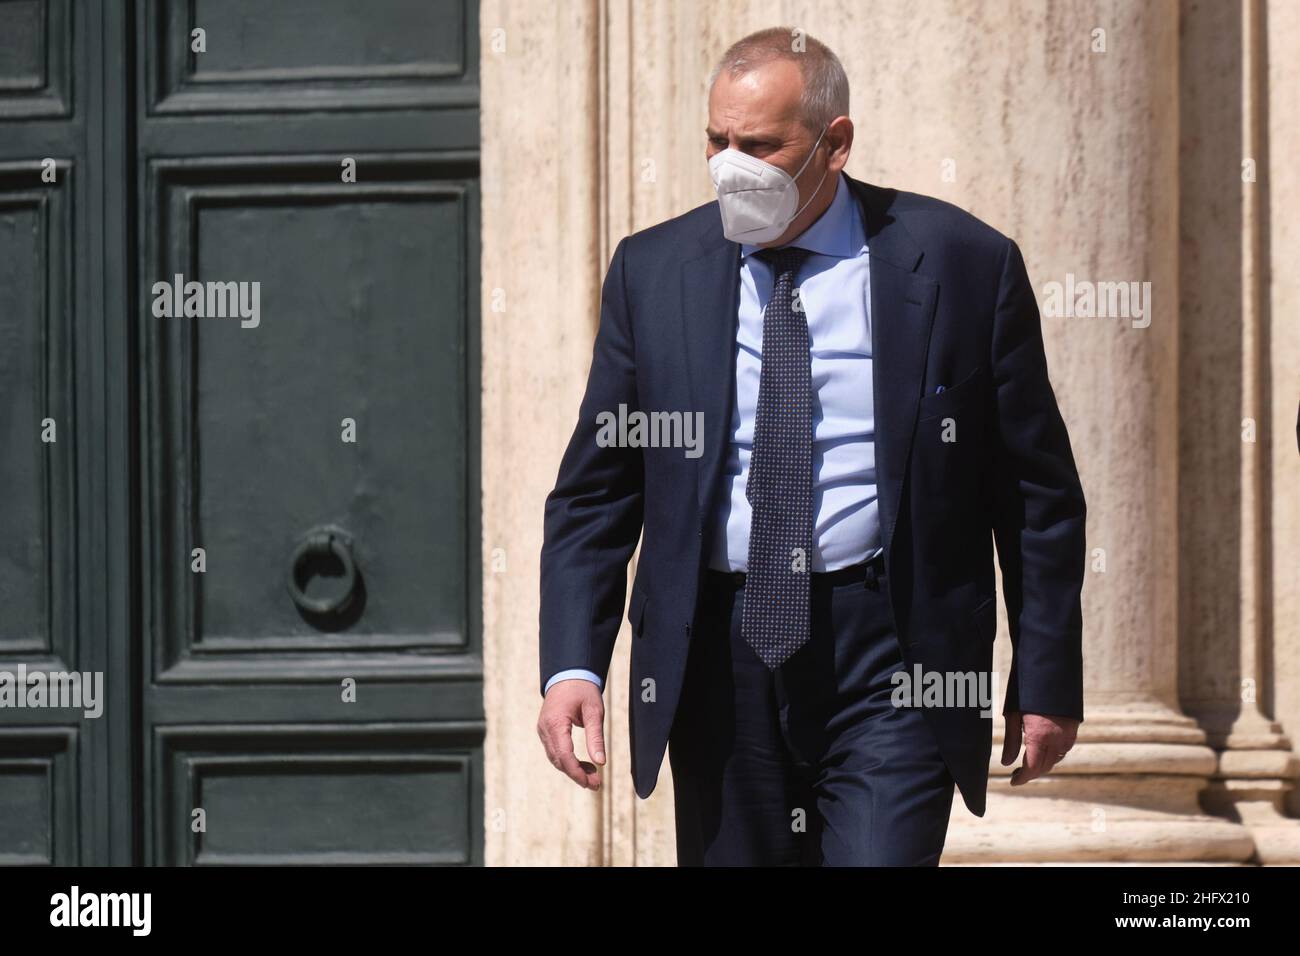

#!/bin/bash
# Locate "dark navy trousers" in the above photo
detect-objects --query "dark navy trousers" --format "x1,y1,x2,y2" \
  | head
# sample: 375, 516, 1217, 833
668, 560, 955, 866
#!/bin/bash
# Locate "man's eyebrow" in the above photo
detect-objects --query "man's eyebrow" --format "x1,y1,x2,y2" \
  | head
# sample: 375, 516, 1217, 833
705, 127, 784, 143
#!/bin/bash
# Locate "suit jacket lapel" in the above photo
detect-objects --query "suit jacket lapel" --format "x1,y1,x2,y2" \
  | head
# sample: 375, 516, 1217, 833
846, 177, 937, 562
681, 229, 741, 523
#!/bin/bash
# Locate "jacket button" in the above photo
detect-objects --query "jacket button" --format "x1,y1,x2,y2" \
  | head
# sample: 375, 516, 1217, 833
684, 623, 691, 635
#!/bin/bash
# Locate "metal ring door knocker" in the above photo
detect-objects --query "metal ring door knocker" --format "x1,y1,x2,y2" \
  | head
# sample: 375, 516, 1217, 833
285, 525, 359, 618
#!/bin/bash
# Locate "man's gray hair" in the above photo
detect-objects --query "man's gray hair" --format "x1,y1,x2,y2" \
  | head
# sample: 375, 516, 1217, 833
708, 27, 850, 131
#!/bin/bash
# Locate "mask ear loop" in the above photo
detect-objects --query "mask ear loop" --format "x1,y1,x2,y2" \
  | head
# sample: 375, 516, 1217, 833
784, 125, 832, 227
791, 124, 830, 181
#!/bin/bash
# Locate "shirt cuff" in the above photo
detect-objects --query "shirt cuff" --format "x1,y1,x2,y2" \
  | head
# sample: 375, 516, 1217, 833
544, 669, 604, 695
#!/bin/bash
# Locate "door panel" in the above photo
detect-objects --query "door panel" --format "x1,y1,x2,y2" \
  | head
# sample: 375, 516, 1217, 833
0, 0, 72, 118
0, 165, 74, 663
153, 723, 480, 866
143, 157, 477, 674
146, 0, 474, 114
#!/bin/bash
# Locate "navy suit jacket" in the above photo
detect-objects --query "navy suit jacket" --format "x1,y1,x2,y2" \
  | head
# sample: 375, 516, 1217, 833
539, 175, 1087, 817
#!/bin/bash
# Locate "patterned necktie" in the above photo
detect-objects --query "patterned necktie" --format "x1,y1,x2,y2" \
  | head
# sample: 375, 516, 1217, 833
741, 245, 815, 669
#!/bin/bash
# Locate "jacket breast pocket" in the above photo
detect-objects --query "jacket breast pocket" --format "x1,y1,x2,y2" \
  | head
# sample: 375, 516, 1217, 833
627, 580, 650, 638
912, 364, 988, 505
917, 364, 986, 424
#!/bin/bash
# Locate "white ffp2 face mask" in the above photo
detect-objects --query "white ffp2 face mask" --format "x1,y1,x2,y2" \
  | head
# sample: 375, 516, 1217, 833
708, 126, 830, 244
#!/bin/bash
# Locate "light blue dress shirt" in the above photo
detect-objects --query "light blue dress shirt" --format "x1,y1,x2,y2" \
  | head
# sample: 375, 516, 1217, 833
543, 173, 880, 696
709, 172, 880, 573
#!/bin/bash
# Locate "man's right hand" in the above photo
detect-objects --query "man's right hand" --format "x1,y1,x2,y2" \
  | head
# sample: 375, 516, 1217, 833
537, 679, 606, 790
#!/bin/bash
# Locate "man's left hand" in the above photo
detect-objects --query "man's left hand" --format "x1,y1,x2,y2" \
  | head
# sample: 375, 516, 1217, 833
1001, 711, 1079, 786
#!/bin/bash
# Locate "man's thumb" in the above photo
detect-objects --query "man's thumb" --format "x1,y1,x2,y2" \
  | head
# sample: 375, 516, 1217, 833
582, 696, 606, 765
1001, 712, 1022, 766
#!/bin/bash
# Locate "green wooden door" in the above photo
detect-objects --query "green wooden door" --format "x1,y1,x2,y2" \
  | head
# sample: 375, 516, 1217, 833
0, 0, 482, 866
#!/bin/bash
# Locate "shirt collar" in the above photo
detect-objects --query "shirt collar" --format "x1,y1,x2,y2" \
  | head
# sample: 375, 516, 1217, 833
740, 172, 864, 261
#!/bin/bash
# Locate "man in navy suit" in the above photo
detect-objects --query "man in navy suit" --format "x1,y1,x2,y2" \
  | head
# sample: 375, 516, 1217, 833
536, 27, 1086, 865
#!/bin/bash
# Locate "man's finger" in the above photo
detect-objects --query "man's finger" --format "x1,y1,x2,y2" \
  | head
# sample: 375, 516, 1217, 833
543, 718, 600, 789
1010, 734, 1054, 786
555, 748, 601, 790
1001, 712, 1022, 766
1042, 739, 1069, 774
579, 697, 606, 766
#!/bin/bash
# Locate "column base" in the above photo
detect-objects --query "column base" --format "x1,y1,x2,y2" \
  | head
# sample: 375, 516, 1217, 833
942, 708, 1258, 864
1202, 743, 1300, 865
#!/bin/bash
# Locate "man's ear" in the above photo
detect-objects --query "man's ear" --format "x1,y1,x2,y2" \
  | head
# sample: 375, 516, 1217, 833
827, 116, 854, 170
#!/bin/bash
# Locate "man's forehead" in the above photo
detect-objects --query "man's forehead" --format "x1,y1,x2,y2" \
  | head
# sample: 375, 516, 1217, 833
709, 60, 804, 131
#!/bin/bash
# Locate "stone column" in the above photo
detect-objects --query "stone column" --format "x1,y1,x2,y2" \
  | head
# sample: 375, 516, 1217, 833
1181, 0, 1300, 864
480, 0, 608, 866
1266, 0, 1300, 823
835, 0, 1249, 864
